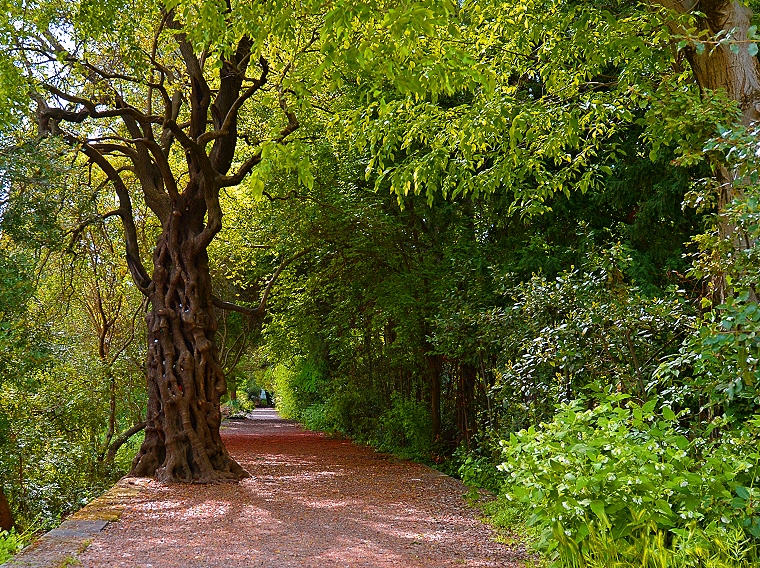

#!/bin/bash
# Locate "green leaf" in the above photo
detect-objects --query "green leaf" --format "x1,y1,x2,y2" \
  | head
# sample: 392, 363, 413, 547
590, 500, 609, 527
731, 497, 747, 509
642, 399, 657, 414
749, 43, 759, 57
736, 486, 751, 500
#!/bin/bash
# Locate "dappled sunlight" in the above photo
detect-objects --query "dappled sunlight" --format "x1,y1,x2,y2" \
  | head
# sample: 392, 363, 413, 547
177, 501, 231, 521
299, 499, 350, 509
314, 540, 409, 567
80, 416, 523, 567
133, 499, 186, 515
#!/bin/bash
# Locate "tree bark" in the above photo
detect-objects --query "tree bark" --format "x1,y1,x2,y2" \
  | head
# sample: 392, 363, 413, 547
673, 1, 760, 125
457, 363, 477, 448
426, 353, 442, 441
130, 193, 248, 482
0, 486, 13, 532
659, 0, 760, 301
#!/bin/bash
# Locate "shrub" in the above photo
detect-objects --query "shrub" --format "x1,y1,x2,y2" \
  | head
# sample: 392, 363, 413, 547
373, 393, 433, 460
497, 392, 760, 567
301, 403, 330, 431
0, 529, 24, 563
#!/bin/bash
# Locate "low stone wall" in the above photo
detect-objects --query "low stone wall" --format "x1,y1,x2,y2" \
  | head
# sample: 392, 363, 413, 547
0, 478, 149, 568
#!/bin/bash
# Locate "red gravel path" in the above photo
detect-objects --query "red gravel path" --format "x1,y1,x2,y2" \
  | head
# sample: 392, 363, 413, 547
79, 410, 525, 567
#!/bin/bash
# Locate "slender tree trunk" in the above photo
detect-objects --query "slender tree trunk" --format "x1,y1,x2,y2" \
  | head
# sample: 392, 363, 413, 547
457, 363, 477, 448
426, 353, 442, 441
0, 486, 13, 532
130, 196, 248, 483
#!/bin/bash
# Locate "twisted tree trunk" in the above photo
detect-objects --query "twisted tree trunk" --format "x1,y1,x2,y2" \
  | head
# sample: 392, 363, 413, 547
131, 193, 248, 482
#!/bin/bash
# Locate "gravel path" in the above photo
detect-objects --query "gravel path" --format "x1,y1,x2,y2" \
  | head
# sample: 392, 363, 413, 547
79, 409, 525, 567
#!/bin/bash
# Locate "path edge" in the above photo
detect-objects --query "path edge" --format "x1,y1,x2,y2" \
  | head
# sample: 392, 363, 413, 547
0, 477, 150, 568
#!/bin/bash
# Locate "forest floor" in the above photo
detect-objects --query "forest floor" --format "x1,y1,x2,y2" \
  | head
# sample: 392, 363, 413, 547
73, 409, 525, 567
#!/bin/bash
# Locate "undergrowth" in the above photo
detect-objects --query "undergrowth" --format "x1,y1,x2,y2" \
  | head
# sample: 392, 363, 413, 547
459, 392, 760, 567
0, 521, 45, 563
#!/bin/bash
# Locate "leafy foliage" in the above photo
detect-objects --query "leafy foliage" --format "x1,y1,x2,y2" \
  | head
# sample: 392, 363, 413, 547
497, 392, 760, 566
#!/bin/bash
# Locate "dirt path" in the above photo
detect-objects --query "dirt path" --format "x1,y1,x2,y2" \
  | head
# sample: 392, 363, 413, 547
79, 409, 525, 567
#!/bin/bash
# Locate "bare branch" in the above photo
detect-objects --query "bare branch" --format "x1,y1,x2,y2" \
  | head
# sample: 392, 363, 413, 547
166, 11, 212, 141
105, 421, 147, 463
133, 137, 181, 201
64, 209, 121, 253
163, 119, 217, 183
211, 249, 311, 316
42, 84, 163, 124
217, 151, 262, 187
76, 141, 153, 294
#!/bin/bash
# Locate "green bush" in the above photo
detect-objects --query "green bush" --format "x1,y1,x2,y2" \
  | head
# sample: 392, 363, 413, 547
322, 381, 371, 435
373, 394, 433, 460
0, 529, 25, 563
272, 358, 328, 420
455, 434, 507, 494
301, 403, 330, 431
655, 292, 760, 423
497, 392, 760, 567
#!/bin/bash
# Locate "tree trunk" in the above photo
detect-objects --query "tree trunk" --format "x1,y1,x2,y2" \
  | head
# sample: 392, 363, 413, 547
679, 1, 760, 126
130, 197, 248, 483
661, 0, 760, 301
457, 363, 477, 448
0, 486, 13, 532
426, 353, 442, 441
687, 0, 760, 302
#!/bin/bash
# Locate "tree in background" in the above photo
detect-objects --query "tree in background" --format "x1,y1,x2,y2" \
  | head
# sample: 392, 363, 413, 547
1, 138, 150, 529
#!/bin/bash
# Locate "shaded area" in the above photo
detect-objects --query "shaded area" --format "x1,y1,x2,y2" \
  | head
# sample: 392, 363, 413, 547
79, 409, 524, 567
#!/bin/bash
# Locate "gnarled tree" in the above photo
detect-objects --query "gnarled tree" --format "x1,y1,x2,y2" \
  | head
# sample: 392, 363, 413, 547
7, 0, 315, 482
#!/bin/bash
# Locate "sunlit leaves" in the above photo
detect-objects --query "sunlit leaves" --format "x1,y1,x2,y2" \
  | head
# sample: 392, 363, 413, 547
498, 394, 760, 562
329, 0, 680, 211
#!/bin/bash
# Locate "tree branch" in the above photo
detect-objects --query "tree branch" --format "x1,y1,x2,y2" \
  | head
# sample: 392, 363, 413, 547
211, 249, 311, 316
64, 210, 121, 252
42, 84, 163, 124
76, 141, 153, 294
105, 421, 147, 463
199, 56, 269, 148
133, 137, 181, 201
217, 151, 262, 187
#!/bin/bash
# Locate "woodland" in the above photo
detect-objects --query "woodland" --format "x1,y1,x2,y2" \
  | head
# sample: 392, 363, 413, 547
2, 0, 760, 566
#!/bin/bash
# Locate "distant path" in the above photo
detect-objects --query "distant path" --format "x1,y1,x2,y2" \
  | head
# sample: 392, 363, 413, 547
79, 409, 525, 567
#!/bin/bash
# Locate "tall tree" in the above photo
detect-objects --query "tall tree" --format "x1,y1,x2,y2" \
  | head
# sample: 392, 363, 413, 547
657, 0, 760, 301
3, 0, 309, 481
